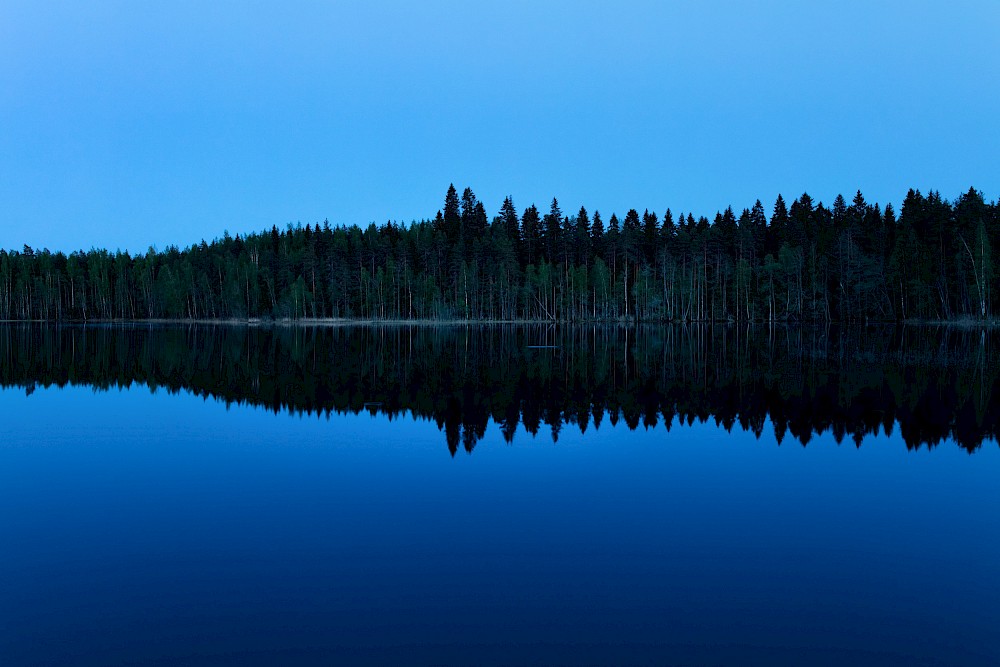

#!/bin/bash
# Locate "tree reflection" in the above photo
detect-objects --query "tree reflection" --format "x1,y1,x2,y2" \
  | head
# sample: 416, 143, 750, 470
1, 324, 997, 453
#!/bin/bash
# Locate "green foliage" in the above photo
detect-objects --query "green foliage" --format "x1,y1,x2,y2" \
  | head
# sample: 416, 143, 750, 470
1, 185, 997, 322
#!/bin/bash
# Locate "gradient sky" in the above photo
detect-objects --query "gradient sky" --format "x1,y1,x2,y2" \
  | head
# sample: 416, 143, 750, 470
1, 0, 998, 253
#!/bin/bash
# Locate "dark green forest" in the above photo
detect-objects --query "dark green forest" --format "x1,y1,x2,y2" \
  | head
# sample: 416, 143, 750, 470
1, 185, 996, 322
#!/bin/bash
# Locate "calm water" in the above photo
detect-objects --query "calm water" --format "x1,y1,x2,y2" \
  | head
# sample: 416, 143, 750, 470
1, 324, 999, 665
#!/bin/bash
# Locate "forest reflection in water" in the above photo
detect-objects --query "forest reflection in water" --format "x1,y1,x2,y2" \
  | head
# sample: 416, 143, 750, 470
1, 323, 997, 454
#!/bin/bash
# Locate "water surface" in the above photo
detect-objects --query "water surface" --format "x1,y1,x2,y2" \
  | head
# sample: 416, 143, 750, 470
1, 325, 998, 665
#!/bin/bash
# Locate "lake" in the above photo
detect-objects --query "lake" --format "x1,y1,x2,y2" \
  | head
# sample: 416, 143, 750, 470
1, 324, 998, 665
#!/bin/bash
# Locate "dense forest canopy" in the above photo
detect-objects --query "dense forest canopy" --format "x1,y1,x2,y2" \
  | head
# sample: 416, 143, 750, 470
1, 185, 997, 322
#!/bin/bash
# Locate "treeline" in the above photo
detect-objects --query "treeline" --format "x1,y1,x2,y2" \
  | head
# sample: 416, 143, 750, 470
1, 324, 997, 452
1, 185, 997, 321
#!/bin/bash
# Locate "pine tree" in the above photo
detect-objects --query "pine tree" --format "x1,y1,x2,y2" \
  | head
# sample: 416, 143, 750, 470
542, 198, 563, 263
590, 211, 605, 262
498, 196, 520, 245
768, 194, 789, 256
444, 184, 461, 243
575, 206, 591, 264
520, 205, 541, 267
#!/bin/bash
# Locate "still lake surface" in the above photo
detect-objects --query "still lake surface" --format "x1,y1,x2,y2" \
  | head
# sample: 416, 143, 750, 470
1, 324, 999, 665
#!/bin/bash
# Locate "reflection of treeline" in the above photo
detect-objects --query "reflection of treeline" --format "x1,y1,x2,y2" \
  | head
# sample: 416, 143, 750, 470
0, 324, 997, 453
1, 186, 997, 323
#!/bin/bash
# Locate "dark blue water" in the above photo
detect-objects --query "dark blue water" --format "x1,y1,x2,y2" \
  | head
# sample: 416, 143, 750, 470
2, 326, 999, 665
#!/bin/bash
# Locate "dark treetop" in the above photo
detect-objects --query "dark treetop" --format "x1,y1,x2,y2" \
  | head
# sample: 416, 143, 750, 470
2, 323, 997, 453
1, 186, 997, 322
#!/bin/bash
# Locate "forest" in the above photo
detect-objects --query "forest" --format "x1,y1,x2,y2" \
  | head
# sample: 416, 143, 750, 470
0, 185, 996, 322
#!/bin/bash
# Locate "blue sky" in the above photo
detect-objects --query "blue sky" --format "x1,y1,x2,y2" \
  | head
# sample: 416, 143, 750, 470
1, 0, 998, 253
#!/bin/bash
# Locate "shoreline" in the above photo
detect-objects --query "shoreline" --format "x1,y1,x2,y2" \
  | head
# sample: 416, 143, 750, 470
1, 317, 998, 328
